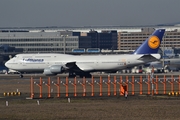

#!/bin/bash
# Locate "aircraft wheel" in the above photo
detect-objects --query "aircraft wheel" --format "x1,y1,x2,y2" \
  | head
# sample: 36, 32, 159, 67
83, 73, 92, 78
68, 72, 76, 78
69, 75, 76, 78
78, 72, 92, 78
20, 74, 23, 78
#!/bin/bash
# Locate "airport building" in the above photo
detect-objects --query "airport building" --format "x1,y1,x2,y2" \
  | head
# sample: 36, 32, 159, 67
0, 30, 117, 54
118, 28, 155, 50
85, 30, 117, 50
118, 28, 180, 54
0, 26, 180, 55
0, 32, 79, 53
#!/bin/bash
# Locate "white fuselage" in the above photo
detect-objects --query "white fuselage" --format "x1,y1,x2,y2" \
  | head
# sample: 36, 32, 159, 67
5, 53, 159, 73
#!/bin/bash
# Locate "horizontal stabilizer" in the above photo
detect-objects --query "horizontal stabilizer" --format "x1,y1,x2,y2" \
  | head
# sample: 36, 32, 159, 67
138, 54, 161, 61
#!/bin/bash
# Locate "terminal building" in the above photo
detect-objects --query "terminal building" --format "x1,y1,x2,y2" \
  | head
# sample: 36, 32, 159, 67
0, 26, 180, 55
0, 32, 79, 53
117, 28, 180, 55
0, 30, 117, 54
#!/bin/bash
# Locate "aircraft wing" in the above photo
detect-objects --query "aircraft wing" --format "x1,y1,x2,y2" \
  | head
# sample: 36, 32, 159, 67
75, 63, 93, 71
65, 62, 93, 72
65, 62, 76, 68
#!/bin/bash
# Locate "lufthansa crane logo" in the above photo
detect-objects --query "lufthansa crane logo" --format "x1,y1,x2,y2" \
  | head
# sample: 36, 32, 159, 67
148, 36, 160, 49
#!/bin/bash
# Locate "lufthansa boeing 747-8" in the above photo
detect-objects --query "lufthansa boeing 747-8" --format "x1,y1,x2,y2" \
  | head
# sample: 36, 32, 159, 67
5, 29, 165, 78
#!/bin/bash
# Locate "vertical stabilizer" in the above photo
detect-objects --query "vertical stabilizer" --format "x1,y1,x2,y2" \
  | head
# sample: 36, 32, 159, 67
133, 29, 165, 54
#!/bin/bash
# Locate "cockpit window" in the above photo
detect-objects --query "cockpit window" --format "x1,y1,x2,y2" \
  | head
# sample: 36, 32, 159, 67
13, 55, 18, 58
13, 55, 17, 58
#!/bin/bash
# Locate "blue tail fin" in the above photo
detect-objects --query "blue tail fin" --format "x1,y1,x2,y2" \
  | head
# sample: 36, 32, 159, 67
133, 29, 165, 54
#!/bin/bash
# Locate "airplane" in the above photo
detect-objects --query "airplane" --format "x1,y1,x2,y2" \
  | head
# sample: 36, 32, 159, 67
145, 57, 180, 73
5, 29, 165, 78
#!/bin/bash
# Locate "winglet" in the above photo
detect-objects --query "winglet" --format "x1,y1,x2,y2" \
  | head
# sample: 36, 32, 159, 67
133, 29, 165, 54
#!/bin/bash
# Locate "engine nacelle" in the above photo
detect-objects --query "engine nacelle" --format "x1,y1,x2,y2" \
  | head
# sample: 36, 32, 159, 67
50, 65, 64, 73
43, 65, 64, 75
43, 68, 56, 75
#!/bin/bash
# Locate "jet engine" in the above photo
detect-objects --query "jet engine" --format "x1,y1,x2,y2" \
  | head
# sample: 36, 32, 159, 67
43, 65, 64, 75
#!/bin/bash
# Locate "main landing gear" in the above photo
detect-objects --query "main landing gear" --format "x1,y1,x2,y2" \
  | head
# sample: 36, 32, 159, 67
19, 74, 23, 78
68, 71, 92, 78
68, 71, 76, 78
79, 72, 92, 78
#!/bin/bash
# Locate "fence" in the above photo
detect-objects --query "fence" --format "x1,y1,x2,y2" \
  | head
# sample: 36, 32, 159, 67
29, 75, 180, 99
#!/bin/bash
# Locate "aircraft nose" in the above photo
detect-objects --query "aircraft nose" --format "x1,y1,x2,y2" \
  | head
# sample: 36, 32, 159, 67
5, 61, 10, 68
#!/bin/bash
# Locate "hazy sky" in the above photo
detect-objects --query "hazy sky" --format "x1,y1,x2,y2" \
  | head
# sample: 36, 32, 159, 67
0, 0, 180, 27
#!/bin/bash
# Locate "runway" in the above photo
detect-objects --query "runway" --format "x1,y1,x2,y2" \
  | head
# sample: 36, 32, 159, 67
0, 72, 180, 80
